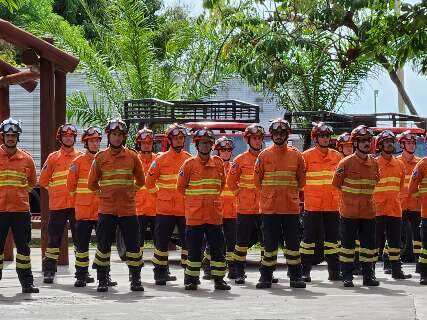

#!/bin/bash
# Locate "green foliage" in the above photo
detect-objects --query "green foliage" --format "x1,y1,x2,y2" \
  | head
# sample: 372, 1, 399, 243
0, 0, 24, 12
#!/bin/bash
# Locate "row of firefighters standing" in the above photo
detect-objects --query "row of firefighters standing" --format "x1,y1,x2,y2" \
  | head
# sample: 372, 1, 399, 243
0, 116, 426, 294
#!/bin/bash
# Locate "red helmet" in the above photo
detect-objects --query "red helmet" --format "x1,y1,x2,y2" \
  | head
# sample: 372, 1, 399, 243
214, 136, 234, 150
192, 127, 215, 144
81, 126, 102, 143
136, 127, 154, 142
336, 132, 351, 147
269, 118, 291, 134
397, 130, 417, 143
311, 122, 333, 140
350, 125, 373, 142
165, 123, 188, 138
243, 124, 265, 140
56, 123, 77, 141
105, 119, 128, 135
375, 130, 396, 151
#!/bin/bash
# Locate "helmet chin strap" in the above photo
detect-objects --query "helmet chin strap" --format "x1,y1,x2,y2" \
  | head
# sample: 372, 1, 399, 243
196, 143, 210, 156
248, 141, 262, 151
109, 142, 122, 149
60, 136, 75, 148
356, 142, 370, 154
402, 143, 415, 154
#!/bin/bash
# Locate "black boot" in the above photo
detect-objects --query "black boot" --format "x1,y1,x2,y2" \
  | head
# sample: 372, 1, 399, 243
166, 266, 177, 282
97, 271, 108, 292
184, 275, 198, 290
383, 258, 392, 274
343, 279, 354, 287
256, 275, 272, 289
353, 262, 362, 276
227, 262, 238, 279
362, 263, 380, 286
85, 273, 95, 283
290, 278, 307, 288
302, 264, 311, 283
74, 274, 87, 288
234, 262, 245, 284
391, 263, 412, 280
214, 278, 231, 290
154, 268, 168, 286
202, 265, 212, 280
328, 266, 343, 281
43, 271, 55, 284
420, 276, 427, 285
130, 271, 144, 292
19, 273, 39, 294
415, 263, 420, 274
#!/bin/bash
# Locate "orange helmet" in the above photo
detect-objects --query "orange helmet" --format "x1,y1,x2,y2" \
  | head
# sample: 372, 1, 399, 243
136, 127, 154, 142
350, 125, 373, 142
336, 132, 351, 147
243, 124, 265, 140
397, 130, 417, 143
56, 123, 77, 141
214, 136, 234, 150
81, 126, 102, 143
104, 119, 128, 135
311, 122, 333, 139
165, 123, 188, 138
269, 118, 291, 134
375, 130, 395, 151
192, 127, 215, 144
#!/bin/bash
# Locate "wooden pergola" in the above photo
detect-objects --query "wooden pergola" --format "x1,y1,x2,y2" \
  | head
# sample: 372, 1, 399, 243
0, 19, 79, 265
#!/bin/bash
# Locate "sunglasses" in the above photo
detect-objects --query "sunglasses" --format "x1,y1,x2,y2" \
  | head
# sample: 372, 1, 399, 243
108, 122, 126, 131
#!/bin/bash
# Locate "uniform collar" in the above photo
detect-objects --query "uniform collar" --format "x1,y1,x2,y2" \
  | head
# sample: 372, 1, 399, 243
60, 147, 77, 157
108, 146, 126, 157
313, 146, 330, 158
272, 143, 288, 152
85, 150, 96, 159
0, 145, 24, 160
353, 153, 371, 165
378, 154, 397, 166
196, 155, 216, 167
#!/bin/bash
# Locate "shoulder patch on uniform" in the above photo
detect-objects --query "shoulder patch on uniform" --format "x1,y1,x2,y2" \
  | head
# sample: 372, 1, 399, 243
69, 164, 76, 172
335, 167, 344, 176
179, 169, 184, 176
412, 170, 418, 178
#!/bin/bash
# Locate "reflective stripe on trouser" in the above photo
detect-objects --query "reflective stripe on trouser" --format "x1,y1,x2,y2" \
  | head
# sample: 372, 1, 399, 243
93, 214, 141, 272
74, 220, 97, 275
185, 224, 225, 282
300, 212, 340, 272
181, 249, 188, 267
233, 214, 263, 275
260, 214, 302, 281
43, 208, 77, 272
375, 216, 402, 263
153, 215, 186, 270
340, 217, 376, 280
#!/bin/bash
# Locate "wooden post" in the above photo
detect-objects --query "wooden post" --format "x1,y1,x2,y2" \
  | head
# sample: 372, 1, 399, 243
54, 69, 69, 266
0, 86, 14, 261
39, 57, 59, 262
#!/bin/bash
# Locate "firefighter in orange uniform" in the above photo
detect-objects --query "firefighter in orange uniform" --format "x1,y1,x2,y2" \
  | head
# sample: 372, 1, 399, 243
373, 130, 411, 279
39, 123, 82, 284
177, 128, 230, 290
145, 124, 192, 285
67, 126, 110, 287
0, 118, 38, 293
397, 131, 422, 267
255, 119, 306, 289
227, 124, 266, 285
301, 122, 342, 282
135, 128, 157, 261
88, 119, 145, 292
408, 144, 427, 285
332, 125, 380, 287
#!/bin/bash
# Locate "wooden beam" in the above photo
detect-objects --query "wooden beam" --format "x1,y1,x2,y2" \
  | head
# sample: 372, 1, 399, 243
0, 19, 79, 73
0, 70, 39, 87
21, 48, 40, 66
0, 60, 38, 92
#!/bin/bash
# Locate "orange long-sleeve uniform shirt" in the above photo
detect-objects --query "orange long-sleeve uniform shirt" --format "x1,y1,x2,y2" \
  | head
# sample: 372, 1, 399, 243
221, 161, 237, 219
332, 154, 379, 219
254, 144, 305, 214
145, 149, 192, 216
39, 148, 82, 210
373, 155, 405, 217
302, 147, 342, 212
0, 146, 36, 212
408, 158, 427, 219
88, 147, 145, 216
67, 152, 99, 221
136, 152, 157, 216
227, 150, 260, 214
177, 155, 225, 225
397, 155, 421, 212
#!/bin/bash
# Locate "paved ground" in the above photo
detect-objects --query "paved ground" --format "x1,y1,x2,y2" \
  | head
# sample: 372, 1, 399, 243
1, 248, 426, 320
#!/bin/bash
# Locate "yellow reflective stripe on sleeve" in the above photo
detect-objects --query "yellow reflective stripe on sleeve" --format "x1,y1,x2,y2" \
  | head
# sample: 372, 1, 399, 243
48, 179, 67, 187
340, 248, 355, 254
154, 249, 169, 257
341, 186, 374, 195
306, 171, 334, 177
0, 181, 28, 188
127, 261, 143, 267
77, 178, 89, 184
343, 178, 377, 185
52, 170, 68, 178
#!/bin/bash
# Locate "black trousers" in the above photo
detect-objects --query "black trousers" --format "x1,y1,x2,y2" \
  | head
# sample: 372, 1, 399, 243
92, 214, 142, 274
0, 212, 34, 284
375, 216, 403, 270
137, 215, 156, 257
203, 218, 237, 265
260, 214, 302, 281
301, 211, 340, 273
43, 208, 76, 272
340, 217, 376, 280
185, 224, 226, 283
233, 214, 263, 275
402, 210, 422, 260
419, 218, 427, 277
74, 219, 97, 277
152, 215, 187, 271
